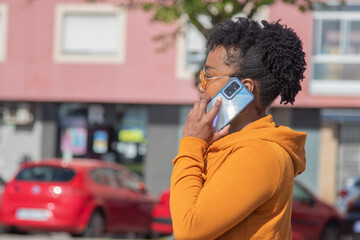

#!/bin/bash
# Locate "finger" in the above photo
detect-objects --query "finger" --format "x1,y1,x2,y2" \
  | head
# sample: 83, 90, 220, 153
212, 125, 230, 142
199, 93, 209, 102
199, 94, 209, 112
192, 100, 202, 115
190, 100, 204, 120
188, 107, 194, 117
207, 98, 222, 120
218, 124, 230, 136
197, 83, 205, 94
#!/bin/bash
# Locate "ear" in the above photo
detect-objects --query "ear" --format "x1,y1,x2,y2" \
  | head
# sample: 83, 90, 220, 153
241, 78, 255, 93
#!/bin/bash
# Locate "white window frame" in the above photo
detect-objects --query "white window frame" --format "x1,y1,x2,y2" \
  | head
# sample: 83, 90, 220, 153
53, 4, 127, 64
175, 7, 269, 80
311, 10, 360, 95
0, 4, 8, 63
175, 17, 203, 80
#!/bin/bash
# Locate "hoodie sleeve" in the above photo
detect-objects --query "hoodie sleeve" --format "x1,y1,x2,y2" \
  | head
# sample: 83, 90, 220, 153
170, 137, 281, 240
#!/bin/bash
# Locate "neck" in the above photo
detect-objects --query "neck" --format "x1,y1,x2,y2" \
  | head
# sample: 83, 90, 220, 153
229, 106, 266, 134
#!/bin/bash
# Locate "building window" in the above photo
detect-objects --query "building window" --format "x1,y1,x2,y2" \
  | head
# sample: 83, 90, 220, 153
54, 4, 127, 64
185, 24, 207, 73
0, 4, 8, 62
62, 14, 119, 55
311, 4, 360, 95
175, 17, 209, 80
175, 8, 269, 80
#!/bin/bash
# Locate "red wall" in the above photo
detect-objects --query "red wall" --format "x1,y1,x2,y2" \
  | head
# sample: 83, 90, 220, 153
0, 0, 198, 104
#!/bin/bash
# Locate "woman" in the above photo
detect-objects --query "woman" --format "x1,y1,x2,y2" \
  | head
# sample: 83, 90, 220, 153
170, 18, 307, 240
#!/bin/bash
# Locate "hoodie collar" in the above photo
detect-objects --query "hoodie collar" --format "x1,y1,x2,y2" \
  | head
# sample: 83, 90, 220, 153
209, 114, 307, 176
211, 115, 275, 150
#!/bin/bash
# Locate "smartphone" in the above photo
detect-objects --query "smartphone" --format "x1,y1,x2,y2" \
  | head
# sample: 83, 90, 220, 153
206, 77, 254, 131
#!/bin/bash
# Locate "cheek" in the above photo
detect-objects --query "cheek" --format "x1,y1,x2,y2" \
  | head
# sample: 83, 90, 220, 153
206, 86, 222, 98
206, 80, 228, 98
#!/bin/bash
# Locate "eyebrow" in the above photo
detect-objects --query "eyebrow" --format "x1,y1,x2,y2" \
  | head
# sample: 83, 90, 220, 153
204, 65, 217, 72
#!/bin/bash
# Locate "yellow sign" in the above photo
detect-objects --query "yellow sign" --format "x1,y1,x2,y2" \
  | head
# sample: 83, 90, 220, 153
118, 129, 144, 143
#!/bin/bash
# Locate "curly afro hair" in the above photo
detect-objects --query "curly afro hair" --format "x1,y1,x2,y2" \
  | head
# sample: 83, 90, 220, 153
207, 17, 306, 107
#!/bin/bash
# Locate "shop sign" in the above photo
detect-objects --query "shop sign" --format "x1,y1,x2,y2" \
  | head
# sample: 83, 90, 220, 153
93, 130, 108, 154
61, 127, 87, 155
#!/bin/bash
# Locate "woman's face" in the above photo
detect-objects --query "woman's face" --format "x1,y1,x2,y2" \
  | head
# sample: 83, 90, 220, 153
199, 46, 237, 98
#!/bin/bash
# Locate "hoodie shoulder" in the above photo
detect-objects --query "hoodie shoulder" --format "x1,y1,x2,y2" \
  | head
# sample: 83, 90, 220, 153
212, 115, 307, 177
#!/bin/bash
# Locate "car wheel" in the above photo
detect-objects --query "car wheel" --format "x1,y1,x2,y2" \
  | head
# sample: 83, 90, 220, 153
83, 210, 106, 238
321, 221, 340, 240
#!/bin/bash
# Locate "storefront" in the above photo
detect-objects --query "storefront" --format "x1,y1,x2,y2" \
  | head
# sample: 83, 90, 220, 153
58, 103, 148, 176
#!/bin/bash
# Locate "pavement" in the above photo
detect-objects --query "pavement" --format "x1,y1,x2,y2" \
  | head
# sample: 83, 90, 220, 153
0, 232, 172, 240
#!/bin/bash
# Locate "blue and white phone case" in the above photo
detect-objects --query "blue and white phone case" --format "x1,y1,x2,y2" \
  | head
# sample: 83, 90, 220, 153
206, 77, 254, 131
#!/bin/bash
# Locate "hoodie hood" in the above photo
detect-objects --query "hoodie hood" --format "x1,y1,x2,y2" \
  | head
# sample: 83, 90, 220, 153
210, 115, 307, 176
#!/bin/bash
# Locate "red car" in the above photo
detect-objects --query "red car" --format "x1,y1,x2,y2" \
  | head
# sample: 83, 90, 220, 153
151, 189, 172, 237
0, 159, 157, 237
151, 181, 343, 240
292, 180, 342, 240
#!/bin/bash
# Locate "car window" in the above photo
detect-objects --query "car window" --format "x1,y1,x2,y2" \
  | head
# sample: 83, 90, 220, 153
0, 176, 5, 185
113, 169, 140, 191
90, 168, 114, 186
293, 182, 312, 202
16, 166, 76, 182
354, 179, 360, 187
112, 169, 127, 188
90, 167, 142, 191
123, 175, 141, 191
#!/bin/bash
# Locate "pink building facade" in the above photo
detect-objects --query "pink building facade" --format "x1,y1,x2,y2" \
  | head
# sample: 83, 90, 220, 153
0, 0, 359, 200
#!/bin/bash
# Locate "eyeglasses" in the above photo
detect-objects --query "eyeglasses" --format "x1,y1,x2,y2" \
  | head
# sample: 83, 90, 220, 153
200, 68, 238, 89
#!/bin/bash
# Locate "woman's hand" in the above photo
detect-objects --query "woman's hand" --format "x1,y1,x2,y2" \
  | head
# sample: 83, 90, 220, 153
182, 94, 230, 145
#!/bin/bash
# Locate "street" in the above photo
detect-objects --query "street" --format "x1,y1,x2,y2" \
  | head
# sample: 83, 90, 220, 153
0, 232, 170, 240
0, 233, 73, 240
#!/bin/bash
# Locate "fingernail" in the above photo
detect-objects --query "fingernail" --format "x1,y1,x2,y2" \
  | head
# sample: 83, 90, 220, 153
216, 98, 222, 106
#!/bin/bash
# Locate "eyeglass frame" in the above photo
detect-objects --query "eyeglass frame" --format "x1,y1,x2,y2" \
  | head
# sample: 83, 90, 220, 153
200, 68, 242, 89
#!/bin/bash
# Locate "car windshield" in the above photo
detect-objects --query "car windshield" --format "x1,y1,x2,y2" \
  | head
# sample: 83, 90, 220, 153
15, 166, 76, 182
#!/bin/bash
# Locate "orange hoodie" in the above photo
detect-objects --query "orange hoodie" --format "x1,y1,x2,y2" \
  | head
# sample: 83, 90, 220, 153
170, 115, 306, 240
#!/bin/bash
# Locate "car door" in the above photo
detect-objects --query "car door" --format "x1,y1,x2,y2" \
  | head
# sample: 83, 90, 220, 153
291, 182, 324, 240
120, 172, 155, 232
89, 168, 133, 232
111, 169, 154, 233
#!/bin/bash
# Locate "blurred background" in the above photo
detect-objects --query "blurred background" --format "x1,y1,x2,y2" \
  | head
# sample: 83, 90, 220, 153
0, 0, 359, 239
